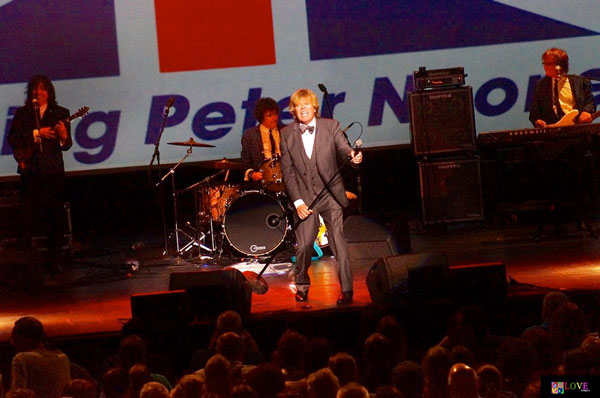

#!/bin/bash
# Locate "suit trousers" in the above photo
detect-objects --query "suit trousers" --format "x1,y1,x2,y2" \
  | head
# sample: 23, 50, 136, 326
293, 192, 353, 293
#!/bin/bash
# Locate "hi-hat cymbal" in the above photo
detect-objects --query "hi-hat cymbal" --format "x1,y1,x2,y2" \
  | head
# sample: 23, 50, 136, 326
203, 158, 246, 170
167, 137, 215, 148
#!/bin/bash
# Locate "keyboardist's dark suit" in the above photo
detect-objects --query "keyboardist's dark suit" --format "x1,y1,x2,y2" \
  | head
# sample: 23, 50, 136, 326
528, 75, 598, 233
529, 75, 595, 126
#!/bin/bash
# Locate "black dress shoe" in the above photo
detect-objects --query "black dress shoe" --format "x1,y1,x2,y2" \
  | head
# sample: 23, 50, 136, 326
336, 291, 353, 305
295, 291, 308, 302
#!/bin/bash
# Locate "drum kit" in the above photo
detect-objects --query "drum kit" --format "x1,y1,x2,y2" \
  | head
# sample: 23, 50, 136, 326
163, 138, 328, 262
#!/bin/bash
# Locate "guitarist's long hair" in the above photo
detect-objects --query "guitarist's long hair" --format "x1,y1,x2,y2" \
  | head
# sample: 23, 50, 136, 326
24, 74, 57, 107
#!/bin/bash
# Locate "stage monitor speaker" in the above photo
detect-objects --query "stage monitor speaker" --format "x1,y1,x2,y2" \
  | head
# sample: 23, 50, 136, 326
169, 269, 252, 320
366, 252, 447, 305
419, 158, 484, 224
448, 262, 508, 304
131, 290, 189, 324
409, 86, 476, 156
343, 215, 410, 260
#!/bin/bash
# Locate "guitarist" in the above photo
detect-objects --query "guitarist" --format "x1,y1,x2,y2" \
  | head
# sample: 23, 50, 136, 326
529, 48, 596, 128
8, 74, 73, 274
527, 49, 598, 237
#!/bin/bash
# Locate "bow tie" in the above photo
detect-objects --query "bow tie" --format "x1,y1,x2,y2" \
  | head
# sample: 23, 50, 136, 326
300, 124, 314, 134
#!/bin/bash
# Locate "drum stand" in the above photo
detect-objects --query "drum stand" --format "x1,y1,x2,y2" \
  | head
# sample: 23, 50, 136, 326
176, 170, 228, 260
157, 147, 196, 257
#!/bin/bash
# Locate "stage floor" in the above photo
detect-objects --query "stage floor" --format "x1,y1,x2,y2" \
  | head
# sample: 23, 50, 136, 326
1, 220, 600, 342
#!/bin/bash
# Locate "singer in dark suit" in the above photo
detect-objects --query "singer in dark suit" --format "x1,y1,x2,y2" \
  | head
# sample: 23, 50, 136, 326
8, 75, 72, 273
529, 48, 595, 127
241, 97, 281, 187
280, 88, 362, 305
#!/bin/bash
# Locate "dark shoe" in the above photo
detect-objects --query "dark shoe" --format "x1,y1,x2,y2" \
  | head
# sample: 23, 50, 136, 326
336, 291, 353, 305
295, 290, 308, 302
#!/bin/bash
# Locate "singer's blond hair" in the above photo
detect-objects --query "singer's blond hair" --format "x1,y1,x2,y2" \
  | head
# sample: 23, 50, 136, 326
289, 88, 320, 120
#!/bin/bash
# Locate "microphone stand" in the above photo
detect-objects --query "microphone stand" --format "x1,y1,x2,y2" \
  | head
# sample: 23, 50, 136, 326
318, 84, 333, 118
245, 145, 361, 294
147, 103, 173, 257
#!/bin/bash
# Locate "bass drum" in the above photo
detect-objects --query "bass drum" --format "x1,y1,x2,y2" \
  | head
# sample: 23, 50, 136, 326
223, 191, 288, 256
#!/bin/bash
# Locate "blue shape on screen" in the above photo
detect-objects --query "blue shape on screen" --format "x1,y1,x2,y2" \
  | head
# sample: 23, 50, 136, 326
306, 0, 599, 60
0, 0, 119, 84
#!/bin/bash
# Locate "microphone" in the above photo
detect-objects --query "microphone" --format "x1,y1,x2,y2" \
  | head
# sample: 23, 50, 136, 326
318, 83, 328, 94
163, 97, 175, 115
555, 65, 564, 77
32, 98, 42, 151
354, 139, 363, 152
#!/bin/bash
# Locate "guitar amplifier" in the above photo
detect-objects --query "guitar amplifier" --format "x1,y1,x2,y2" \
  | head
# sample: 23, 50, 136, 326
409, 86, 476, 156
413, 67, 465, 90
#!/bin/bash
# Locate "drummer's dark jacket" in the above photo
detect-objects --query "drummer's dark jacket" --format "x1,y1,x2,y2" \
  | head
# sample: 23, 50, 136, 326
241, 125, 265, 171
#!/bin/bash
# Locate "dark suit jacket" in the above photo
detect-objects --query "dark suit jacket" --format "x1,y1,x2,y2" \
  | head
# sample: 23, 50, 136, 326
280, 118, 351, 208
529, 75, 596, 126
240, 125, 265, 171
8, 103, 72, 175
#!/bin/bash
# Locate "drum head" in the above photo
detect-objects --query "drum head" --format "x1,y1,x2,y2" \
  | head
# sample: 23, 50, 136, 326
223, 191, 287, 256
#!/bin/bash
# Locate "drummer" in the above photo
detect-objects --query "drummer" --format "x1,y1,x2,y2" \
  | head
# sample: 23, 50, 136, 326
241, 97, 282, 189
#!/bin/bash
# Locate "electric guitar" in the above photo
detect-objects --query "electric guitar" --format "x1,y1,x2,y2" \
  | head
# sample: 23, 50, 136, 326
13, 106, 89, 170
549, 109, 600, 127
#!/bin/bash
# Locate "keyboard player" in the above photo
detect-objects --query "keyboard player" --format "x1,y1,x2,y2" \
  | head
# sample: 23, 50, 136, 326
529, 48, 595, 128
527, 48, 597, 237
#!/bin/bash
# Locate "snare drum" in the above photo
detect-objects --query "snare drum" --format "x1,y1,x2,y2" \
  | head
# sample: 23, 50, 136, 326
260, 156, 286, 193
223, 191, 288, 256
198, 184, 240, 222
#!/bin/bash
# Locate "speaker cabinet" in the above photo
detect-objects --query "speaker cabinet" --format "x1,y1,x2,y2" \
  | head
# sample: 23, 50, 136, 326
448, 262, 507, 304
409, 86, 476, 156
131, 290, 189, 323
344, 215, 410, 259
169, 269, 252, 320
366, 252, 447, 305
419, 158, 484, 224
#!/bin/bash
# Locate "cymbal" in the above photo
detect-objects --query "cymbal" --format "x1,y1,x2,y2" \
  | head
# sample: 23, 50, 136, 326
203, 158, 246, 170
167, 137, 215, 148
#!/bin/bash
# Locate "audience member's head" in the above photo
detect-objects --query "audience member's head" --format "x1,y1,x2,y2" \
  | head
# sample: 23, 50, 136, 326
522, 380, 541, 398
170, 374, 205, 398
542, 292, 571, 324
391, 361, 423, 398
549, 301, 589, 353
11, 317, 44, 352
230, 384, 258, 398
361, 333, 394, 390
421, 345, 452, 398
129, 363, 153, 398
117, 334, 147, 370
562, 347, 593, 375
272, 330, 308, 376
303, 338, 333, 375
328, 353, 358, 387
307, 368, 339, 398
521, 326, 561, 372
450, 346, 477, 369
476, 364, 502, 398
102, 368, 130, 398
580, 333, 600, 373
376, 315, 407, 363
447, 363, 478, 398
139, 381, 169, 398
8, 389, 36, 398
216, 332, 246, 363
496, 337, 537, 397
373, 386, 403, 398
245, 363, 285, 398
204, 354, 232, 396
62, 378, 97, 398
216, 311, 244, 335
336, 382, 369, 398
